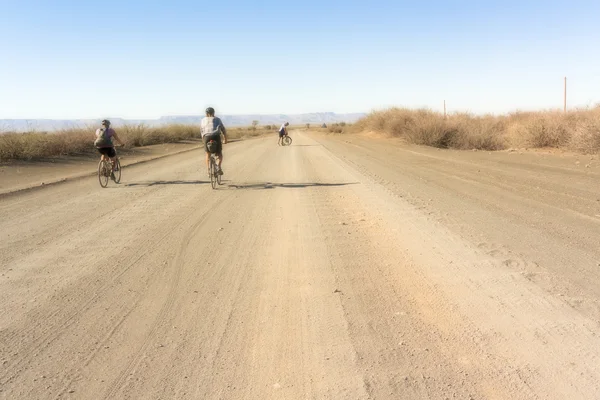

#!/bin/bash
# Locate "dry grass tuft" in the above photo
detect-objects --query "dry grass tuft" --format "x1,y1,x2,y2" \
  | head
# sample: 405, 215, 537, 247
350, 106, 600, 153
0, 124, 199, 161
0, 123, 280, 162
326, 122, 349, 134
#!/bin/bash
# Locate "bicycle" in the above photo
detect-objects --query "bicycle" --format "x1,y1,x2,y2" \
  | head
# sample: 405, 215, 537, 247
207, 140, 222, 189
281, 133, 292, 146
98, 147, 122, 188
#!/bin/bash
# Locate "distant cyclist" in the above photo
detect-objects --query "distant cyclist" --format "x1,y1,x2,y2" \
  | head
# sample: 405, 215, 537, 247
200, 107, 228, 176
94, 119, 124, 180
278, 122, 289, 146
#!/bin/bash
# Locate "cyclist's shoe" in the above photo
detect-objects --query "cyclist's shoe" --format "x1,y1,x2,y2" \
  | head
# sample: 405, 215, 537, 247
217, 167, 224, 175
114, 164, 119, 171
110, 171, 116, 181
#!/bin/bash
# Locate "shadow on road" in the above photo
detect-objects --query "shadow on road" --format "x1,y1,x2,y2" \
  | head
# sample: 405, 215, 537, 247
225, 182, 359, 190
125, 180, 208, 187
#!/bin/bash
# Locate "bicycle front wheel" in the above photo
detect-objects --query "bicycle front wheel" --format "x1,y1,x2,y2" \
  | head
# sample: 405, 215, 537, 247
283, 135, 292, 146
98, 160, 109, 188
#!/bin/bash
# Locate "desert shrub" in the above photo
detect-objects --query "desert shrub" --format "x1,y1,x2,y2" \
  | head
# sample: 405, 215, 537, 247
351, 106, 600, 152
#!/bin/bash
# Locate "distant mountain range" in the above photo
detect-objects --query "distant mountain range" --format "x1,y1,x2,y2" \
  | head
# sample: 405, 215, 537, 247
0, 112, 366, 132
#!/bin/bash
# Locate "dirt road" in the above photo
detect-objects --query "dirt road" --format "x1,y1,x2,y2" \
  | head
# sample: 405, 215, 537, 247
1, 131, 599, 399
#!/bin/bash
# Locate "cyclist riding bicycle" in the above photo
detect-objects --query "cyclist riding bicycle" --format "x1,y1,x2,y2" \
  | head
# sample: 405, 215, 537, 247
278, 122, 290, 146
94, 119, 124, 180
200, 107, 228, 177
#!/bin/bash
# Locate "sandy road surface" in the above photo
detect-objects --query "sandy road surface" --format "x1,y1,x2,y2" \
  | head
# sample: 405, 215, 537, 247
1, 131, 599, 399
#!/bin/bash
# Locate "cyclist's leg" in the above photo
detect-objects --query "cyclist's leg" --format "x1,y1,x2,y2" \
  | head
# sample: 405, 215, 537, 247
216, 138, 223, 173
202, 136, 211, 174
108, 147, 117, 170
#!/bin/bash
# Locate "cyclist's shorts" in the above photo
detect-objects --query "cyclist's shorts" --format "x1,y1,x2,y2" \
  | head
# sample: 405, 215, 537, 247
203, 134, 222, 154
97, 147, 116, 158
278, 130, 286, 137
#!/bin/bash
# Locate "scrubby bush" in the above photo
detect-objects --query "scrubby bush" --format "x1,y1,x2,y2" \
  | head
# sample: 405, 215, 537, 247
351, 106, 600, 152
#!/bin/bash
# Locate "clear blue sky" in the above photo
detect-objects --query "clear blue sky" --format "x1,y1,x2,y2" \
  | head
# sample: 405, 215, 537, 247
1, 0, 599, 119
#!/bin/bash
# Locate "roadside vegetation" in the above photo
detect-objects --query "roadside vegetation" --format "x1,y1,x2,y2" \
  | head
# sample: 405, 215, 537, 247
325, 122, 348, 134
0, 124, 276, 161
339, 107, 600, 153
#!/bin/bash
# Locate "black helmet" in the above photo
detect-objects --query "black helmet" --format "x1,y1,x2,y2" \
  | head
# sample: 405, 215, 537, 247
205, 107, 215, 116
101, 119, 110, 126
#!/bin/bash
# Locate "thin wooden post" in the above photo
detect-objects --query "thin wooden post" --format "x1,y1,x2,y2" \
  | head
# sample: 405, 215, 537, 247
444, 100, 447, 119
564, 77, 567, 112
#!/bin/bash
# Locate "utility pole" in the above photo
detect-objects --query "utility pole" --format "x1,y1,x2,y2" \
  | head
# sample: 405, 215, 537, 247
444, 100, 447, 119
564, 77, 567, 112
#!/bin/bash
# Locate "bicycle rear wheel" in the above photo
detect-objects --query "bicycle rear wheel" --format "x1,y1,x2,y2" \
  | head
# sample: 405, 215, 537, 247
113, 159, 122, 184
98, 160, 109, 188
210, 157, 217, 189
283, 135, 292, 146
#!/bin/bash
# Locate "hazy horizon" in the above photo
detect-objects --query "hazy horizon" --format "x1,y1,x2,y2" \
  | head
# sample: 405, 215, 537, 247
0, 111, 367, 122
0, 112, 366, 132
2, 0, 599, 119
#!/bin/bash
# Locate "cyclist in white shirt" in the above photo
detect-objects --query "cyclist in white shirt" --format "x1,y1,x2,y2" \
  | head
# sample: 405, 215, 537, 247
200, 107, 228, 176
278, 122, 289, 146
